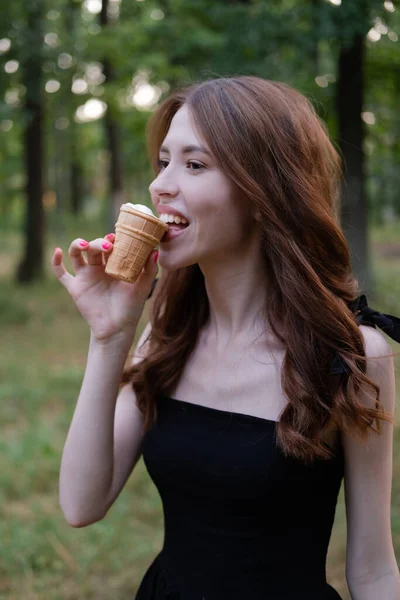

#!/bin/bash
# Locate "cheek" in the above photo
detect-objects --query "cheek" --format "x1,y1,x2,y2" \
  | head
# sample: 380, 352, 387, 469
197, 214, 249, 254
190, 190, 249, 247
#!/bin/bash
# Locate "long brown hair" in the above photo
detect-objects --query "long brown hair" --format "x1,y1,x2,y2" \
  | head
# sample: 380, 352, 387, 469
122, 76, 394, 462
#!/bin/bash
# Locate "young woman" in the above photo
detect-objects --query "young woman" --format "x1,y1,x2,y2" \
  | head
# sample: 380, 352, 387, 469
52, 77, 400, 600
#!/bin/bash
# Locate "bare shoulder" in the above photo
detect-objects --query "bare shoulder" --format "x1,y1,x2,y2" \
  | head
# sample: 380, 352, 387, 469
359, 322, 393, 357
358, 324, 395, 411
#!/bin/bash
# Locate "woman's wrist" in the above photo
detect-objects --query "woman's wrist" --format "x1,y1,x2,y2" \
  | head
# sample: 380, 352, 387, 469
89, 328, 137, 354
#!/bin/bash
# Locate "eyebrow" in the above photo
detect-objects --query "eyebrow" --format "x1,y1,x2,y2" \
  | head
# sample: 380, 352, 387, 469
159, 144, 211, 156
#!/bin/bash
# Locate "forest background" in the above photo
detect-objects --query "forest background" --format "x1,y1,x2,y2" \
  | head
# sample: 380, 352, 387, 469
1, 0, 400, 598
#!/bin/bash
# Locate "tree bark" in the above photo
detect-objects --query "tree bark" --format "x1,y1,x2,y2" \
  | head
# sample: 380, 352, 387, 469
68, 0, 85, 217
100, 0, 125, 231
17, 2, 45, 283
336, 33, 374, 295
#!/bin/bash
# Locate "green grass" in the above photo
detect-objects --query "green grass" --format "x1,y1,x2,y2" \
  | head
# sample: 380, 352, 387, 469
1, 217, 400, 599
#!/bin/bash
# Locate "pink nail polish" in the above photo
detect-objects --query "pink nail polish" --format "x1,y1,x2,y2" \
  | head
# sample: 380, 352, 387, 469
80, 240, 89, 247
102, 242, 112, 250
105, 233, 114, 240
153, 251, 159, 264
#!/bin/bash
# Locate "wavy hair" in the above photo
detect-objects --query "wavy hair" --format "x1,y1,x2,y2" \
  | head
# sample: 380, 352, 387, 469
122, 76, 394, 462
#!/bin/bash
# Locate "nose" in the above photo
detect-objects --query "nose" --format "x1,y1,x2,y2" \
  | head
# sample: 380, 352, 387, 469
149, 170, 179, 198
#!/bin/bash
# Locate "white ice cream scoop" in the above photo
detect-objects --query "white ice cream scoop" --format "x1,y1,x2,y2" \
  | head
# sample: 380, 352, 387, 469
123, 203, 154, 217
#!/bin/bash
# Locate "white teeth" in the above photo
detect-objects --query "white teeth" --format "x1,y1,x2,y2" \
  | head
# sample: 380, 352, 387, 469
160, 213, 188, 224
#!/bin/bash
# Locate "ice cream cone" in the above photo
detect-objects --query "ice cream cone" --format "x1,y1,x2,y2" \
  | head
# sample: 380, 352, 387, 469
105, 205, 168, 283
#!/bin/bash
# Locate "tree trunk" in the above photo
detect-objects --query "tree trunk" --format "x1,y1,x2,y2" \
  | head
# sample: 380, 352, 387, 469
100, 0, 125, 232
17, 3, 45, 283
336, 33, 374, 295
68, 0, 85, 217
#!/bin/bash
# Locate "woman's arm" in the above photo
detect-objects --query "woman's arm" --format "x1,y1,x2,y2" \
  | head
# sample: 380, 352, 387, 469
342, 325, 400, 600
60, 323, 151, 527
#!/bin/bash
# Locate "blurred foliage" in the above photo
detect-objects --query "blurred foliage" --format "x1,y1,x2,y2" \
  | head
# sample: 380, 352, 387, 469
0, 0, 399, 237
0, 289, 31, 325
0, 0, 400, 239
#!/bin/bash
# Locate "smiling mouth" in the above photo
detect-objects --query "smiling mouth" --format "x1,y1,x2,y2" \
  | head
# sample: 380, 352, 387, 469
161, 222, 189, 243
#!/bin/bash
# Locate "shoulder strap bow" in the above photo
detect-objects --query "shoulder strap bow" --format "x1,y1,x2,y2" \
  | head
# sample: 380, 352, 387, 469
349, 294, 400, 342
331, 294, 400, 375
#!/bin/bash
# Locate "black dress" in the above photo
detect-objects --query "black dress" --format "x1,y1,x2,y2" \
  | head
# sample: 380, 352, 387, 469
135, 396, 344, 600
135, 295, 400, 599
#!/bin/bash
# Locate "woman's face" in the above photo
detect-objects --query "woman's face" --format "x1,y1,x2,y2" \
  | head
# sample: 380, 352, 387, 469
149, 104, 255, 271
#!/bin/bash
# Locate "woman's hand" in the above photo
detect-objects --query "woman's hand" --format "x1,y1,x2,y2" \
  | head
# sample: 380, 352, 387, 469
52, 233, 159, 343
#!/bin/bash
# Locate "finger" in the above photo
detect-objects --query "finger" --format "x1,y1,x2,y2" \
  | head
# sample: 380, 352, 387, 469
52, 247, 74, 291
103, 249, 112, 267
68, 238, 89, 272
103, 234, 115, 265
133, 249, 159, 299
86, 238, 113, 266
142, 249, 159, 275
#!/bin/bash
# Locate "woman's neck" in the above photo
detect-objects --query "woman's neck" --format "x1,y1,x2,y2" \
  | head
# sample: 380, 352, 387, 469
199, 243, 270, 352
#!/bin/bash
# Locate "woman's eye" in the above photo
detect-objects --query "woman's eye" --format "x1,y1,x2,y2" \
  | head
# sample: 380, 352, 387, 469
188, 161, 204, 171
156, 159, 205, 172
157, 159, 168, 171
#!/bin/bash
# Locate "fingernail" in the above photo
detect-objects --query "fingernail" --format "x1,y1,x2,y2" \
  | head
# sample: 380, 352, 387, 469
54, 247, 61, 253
153, 251, 159, 264
105, 233, 114, 240
102, 242, 112, 250
80, 240, 89, 247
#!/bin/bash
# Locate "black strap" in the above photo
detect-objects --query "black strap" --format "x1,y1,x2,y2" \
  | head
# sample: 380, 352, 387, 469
147, 277, 159, 300
331, 294, 400, 375
349, 294, 400, 342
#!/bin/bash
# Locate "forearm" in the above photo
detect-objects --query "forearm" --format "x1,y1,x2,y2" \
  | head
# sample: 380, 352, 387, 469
59, 331, 135, 526
348, 568, 400, 600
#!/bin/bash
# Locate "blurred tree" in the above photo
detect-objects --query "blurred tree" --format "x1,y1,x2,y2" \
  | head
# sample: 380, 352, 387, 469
331, 0, 374, 294
338, 30, 370, 293
17, 0, 46, 283
318, 0, 398, 294
364, 9, 400, 223
100, 0, 125, 230
67, 0, 85, 217
0, 0, 398, 287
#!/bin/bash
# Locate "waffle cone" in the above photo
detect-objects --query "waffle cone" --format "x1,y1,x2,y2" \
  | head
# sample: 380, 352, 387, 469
105, 206, 168, 283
